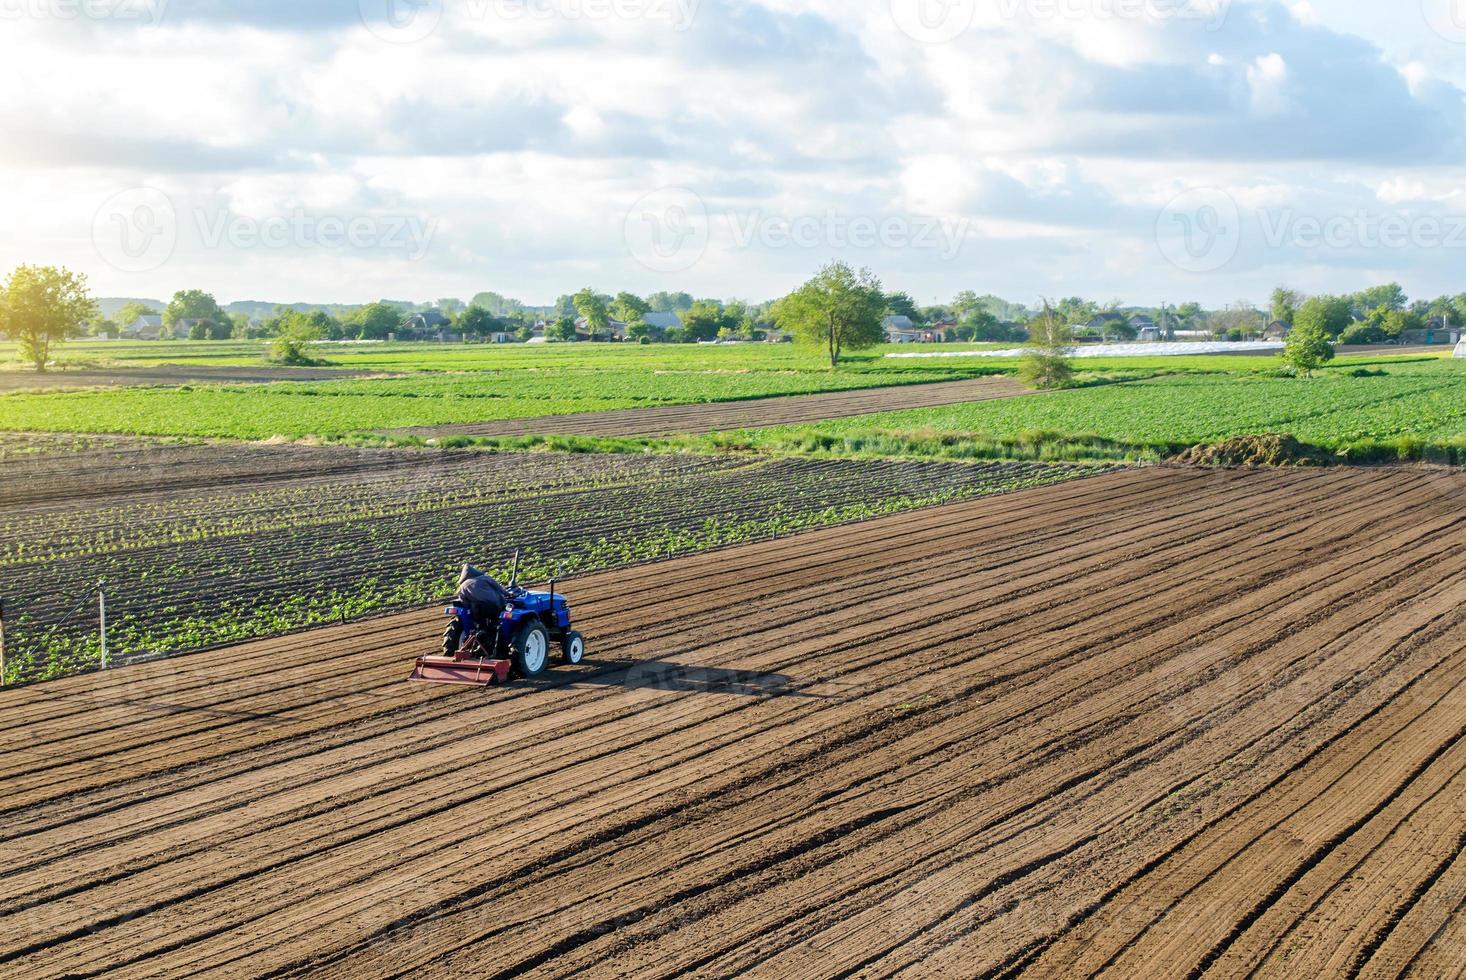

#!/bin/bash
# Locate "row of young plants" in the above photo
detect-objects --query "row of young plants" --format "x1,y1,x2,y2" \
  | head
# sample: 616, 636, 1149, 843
1, 447, 1112, 683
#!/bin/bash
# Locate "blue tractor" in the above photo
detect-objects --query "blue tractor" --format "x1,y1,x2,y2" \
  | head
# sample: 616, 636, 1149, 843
410, 554, 585, 687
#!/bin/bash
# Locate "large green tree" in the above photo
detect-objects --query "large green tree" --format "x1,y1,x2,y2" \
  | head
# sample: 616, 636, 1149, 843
647, 291, 694, 313
1019, 303, 1075, 389
610, 291, 650, 324
164, 289, 228, 334
1283, 317, 1335, 376
1349, 283, 1407, 316
342, 302, 404, 340
680, 300, 730, 342
1270, 287, 1303, 325
884, 291, 921, 321
115, 300, 159, 329
772, 261, 885, 367
573, 288, 610, 339
1294, 295, 1353, 339
0, 265, 97, 371
455, 305, 500, 340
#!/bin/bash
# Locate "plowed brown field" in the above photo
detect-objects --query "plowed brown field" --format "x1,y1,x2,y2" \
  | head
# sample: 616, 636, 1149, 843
2, 466, 1464, 978
396, 375, 1029, 438
0, 365, 371, 394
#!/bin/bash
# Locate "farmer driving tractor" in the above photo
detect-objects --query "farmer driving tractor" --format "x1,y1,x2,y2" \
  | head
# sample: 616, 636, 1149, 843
456, 563, 511, 630
415, 557, 586, 685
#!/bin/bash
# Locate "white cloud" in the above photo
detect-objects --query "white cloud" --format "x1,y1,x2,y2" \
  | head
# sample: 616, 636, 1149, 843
2, 0, 1466, 306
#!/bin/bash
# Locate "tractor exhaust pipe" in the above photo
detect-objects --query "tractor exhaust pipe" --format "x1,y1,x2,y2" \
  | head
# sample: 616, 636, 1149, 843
509, 549, 521, 589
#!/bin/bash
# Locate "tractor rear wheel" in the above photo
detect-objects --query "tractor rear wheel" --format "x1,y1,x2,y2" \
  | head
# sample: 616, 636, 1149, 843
511, 621, 551, 677
562, 631, 585, 665
441, 620, 463, 657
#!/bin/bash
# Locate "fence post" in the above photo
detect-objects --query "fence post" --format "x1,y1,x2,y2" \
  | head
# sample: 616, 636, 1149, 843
0, 599, 7, 687
98, 582, 107, 671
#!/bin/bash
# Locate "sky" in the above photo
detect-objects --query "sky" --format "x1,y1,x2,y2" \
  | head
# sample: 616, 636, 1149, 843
5, 0, 1466, 309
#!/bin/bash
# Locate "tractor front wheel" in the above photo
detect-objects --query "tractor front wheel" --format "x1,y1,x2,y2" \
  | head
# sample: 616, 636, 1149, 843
511, 621, 551, 677
562, 631, 586, 666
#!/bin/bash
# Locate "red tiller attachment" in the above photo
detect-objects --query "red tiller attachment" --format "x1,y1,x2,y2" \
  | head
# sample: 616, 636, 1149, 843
409, 655, 512, 687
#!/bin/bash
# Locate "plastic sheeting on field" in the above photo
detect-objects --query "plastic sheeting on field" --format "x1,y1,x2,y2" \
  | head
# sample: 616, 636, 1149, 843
886, 341, 1285, 359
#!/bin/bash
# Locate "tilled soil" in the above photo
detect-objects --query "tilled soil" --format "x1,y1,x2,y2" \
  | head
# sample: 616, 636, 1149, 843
0, 437, 1101, 678
1, 466, 1464, 978
394, 375, 1031, 438
0, 365, 371, 393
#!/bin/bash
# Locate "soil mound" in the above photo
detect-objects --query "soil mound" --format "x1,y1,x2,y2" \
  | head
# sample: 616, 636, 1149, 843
1174, 433, 1330, 467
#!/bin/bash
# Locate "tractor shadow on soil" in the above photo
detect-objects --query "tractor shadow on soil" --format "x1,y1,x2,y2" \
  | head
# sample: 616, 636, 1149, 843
519, 659, 829, 701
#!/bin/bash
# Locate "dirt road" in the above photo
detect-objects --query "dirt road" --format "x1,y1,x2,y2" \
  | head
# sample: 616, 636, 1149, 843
395, 375, 1030, 438
2, 466, 1463, 977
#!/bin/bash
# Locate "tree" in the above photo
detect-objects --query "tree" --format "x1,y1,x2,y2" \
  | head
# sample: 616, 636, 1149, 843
1339, 321, 1386, 345
91, 318, 119, 339
960, 310, 1012, 342
771, 261, 885, 367
884, 291, 921, 321
610, 291, 650, 324
680, 300, 729, 342
1381, 308, 1424, 341
1203, 301, 1262, 340
436, 298, 466, 316
627, 320, 663, 343
548, 316, 579, 342
1270, 287, 1303, 325
1294, 295, 1353, 339
647, 291, 694, 313
115, 300, 158, 330
164, 289, 227, 334
455, 305, 499, 340
342, 302, 404, 340
1018, 303, 1075, 389
1055, 296, 1098, 327
1283, 317, 1335, 376
0, 265, 97, 371
573, 288, 610, 340
1349, 283, 1407, 316
271, 315, 326, 366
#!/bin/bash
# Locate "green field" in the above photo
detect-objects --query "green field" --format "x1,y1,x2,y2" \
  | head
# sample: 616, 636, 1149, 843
0, 339, 1458, 460
0, 366, 983, 438
717, 359, 1466, 463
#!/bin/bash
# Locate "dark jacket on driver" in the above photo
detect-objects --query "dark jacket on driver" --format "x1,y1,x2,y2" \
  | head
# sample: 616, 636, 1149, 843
456, 564, 510, 627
